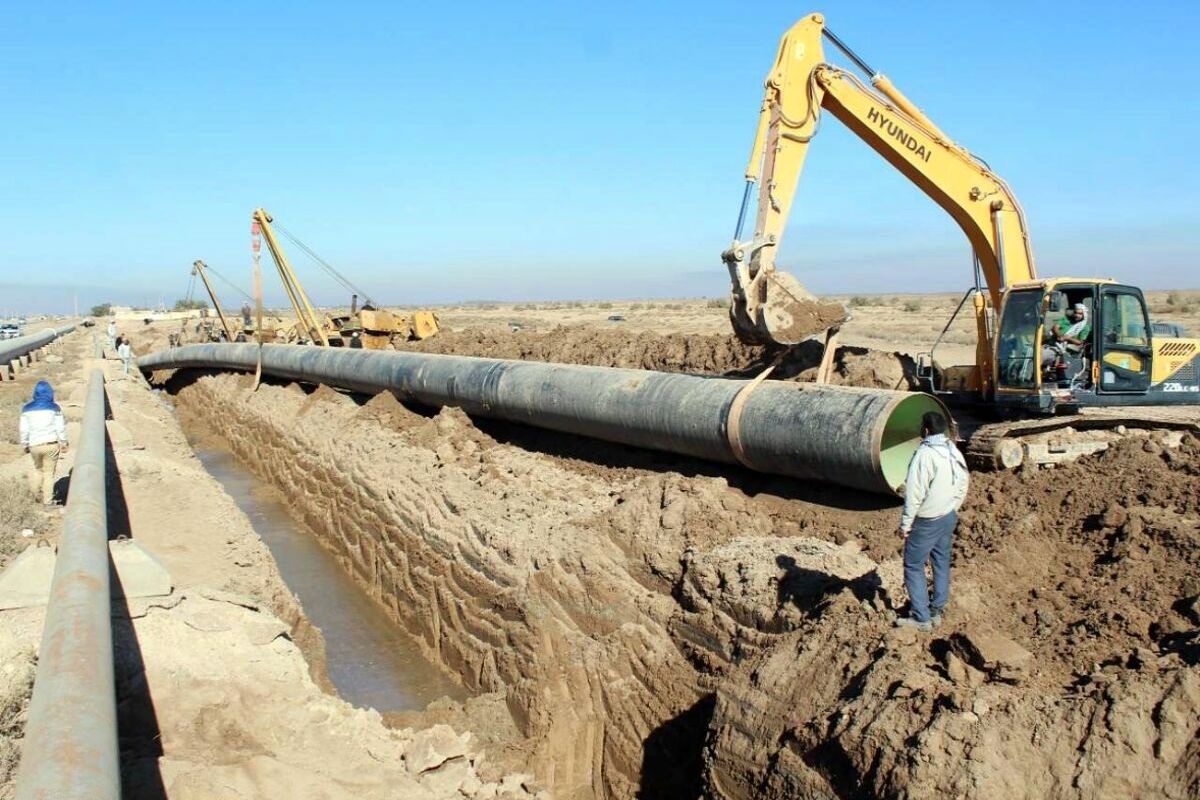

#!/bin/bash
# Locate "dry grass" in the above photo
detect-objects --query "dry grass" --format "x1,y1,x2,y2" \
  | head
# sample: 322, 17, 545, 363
0, 647, 36, 794
0, 479, 41, 568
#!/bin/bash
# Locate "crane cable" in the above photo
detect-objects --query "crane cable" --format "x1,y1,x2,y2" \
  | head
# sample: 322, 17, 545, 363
272, 220, 375, 306
204, 264, 255, 303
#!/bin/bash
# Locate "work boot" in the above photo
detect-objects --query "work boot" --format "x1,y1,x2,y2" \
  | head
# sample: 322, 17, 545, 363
894, 616, 933, 633
931, 609, 944, 628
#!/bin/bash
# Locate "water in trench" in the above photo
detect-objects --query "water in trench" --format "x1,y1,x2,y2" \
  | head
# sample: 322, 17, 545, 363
193, 442, 468, 712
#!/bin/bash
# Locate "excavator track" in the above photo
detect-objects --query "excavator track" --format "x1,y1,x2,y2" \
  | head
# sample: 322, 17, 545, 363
958, 406, 1200, 470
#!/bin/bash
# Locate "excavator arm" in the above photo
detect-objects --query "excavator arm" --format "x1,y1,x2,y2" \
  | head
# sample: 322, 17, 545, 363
726, 12, 1037, 367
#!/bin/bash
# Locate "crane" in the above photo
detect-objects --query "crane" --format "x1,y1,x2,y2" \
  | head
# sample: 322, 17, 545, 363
251, 207, 440, 348
725, 12, 1199, 467
191, 260, 235, 342
252, 208, 334, 346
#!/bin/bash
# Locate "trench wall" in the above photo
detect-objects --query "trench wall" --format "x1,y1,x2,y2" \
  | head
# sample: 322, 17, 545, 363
174, 374, 708, 799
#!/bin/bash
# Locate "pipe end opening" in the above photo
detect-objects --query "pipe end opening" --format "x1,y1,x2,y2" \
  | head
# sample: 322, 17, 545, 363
879, 394, 953, 494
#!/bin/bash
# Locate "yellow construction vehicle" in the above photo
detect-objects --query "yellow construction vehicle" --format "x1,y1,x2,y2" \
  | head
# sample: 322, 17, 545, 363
252, 208, 439, 348
190, 260, 237, 342
185, 259, 278, 344
726, 12, 1200, 467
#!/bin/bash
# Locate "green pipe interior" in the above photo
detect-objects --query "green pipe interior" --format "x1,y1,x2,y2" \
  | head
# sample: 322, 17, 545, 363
878, 393, 953, 493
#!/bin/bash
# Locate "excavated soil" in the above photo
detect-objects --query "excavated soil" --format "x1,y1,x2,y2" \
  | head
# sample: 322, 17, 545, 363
397, 326, 919, 390
704, 435, 1200, 799
0, 333, 547, 800
157, 321, 1200, 800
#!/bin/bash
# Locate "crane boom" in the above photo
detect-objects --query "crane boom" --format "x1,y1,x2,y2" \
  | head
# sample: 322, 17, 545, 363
252, 208, 330, 346
191, 260, 235, 341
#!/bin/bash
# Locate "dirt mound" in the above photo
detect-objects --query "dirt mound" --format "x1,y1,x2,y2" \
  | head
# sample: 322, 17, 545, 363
162, 362, 1198, 799
703, 433, 1200, 799
400, 326, 775, 375
401, 326, 919, 389
958, 433, 1200, 678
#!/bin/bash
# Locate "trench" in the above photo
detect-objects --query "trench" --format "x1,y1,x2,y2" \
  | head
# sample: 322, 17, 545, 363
189, 438, 468, 712
158, 372, 794, 798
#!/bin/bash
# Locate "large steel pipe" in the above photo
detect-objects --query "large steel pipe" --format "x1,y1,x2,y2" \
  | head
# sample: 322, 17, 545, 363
140, 343, 949, 496
15, 368, 119, 800
0, 324, 74, 365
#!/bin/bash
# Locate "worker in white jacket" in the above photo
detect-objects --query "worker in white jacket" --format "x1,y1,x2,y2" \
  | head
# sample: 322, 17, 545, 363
117, 335, 133, 376
895, 411, 969, 632
18, 381, 69, 505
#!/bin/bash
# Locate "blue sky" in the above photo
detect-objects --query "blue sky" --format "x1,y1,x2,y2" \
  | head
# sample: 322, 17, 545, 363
1, 0, 1197, 313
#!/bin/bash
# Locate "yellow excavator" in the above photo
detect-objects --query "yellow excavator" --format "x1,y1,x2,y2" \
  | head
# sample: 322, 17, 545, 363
252, 208, 440, 348
725, 12, 1200, 467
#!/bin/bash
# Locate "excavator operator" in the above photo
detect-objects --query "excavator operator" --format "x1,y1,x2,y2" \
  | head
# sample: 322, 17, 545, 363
1043, 303, 1091, 380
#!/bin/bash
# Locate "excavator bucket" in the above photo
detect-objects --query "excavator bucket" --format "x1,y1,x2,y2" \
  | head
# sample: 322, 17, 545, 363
730, 268, 848, 346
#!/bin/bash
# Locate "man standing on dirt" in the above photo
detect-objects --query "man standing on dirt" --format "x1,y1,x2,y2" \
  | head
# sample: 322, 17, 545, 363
18, 380, 69, 506
106, 319, 117, 350
896, 411, 968, 632
117, 335, 134, 376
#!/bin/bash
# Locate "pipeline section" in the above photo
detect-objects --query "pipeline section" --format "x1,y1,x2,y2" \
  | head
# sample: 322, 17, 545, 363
15, 368, 120, 800
140, 343, 948, 496
0, 324, 76, 365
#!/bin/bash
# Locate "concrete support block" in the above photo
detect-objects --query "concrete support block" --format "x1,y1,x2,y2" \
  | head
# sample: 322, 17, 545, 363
0, 542, 56, 610
0, 539, 174, 610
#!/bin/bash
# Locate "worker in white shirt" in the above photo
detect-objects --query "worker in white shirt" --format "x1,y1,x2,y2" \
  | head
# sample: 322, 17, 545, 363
117, 335, 134, 376
18, 381, 69, 505
895, 411, 969, 632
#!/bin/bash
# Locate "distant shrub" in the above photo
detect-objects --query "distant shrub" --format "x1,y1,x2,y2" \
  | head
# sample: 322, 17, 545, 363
902, 299, 922, 313
849, 295, 887, 307
706, 298, 730, 309
597, 302, 613, 310
629, 303, 643, 310
1164, 291, 1197, 314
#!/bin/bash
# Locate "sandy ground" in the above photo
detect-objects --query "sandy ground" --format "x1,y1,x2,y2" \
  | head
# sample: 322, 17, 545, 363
122, 290, 1200, 800
131, 289, 1199, 378
0, 331, 542, 799
5, 290, 1190, 799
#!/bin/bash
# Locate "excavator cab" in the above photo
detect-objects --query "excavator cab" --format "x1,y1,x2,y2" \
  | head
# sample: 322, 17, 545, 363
992, 279, 1171, 413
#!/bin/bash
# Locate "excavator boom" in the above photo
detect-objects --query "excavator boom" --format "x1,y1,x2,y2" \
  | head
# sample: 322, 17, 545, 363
727, 12, 1199, 467
725, 12, 1037, 371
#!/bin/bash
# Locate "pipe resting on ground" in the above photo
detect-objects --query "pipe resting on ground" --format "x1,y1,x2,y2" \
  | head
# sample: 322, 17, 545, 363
140, 343, 949, 496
